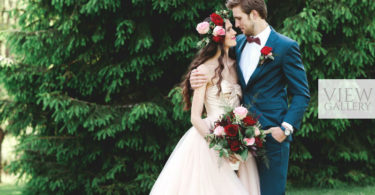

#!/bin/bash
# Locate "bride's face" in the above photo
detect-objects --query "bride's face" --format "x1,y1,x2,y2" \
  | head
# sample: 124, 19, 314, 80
223, 20, 237, 48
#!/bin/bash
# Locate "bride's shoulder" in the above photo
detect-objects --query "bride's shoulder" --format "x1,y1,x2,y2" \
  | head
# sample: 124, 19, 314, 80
197, 63, 215, 80
198, 62, 217, 73
196, 64, 209, 73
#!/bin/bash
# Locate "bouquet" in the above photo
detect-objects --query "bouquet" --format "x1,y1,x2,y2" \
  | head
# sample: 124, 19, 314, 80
205, 106, 268, 170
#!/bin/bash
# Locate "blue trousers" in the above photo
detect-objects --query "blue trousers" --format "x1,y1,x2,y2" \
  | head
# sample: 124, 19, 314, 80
257, 134, 290, 195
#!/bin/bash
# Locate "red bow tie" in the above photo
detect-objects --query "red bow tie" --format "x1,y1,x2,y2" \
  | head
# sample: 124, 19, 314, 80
246, 36, 261, 45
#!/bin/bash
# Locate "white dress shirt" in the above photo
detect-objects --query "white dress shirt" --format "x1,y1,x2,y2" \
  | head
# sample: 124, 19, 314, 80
239, 26, 271, 84
239, 26, 294, 133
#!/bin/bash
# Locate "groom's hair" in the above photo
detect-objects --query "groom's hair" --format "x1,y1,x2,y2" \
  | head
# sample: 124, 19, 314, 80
226, 0, 267, 19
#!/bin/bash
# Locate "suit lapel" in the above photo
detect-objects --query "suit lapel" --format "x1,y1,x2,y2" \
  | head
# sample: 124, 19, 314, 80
245, 28, 278, 88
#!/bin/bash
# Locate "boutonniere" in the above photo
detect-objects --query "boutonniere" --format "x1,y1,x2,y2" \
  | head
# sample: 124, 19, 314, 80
258, 46, 274, 66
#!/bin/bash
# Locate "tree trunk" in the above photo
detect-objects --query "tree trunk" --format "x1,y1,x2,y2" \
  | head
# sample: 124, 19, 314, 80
0, 128, 5, 183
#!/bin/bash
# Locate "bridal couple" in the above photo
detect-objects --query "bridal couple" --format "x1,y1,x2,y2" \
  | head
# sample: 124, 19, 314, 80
150, 0, 310, 194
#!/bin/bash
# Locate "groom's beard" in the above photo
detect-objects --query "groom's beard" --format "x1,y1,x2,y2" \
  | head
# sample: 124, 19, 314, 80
244, 30, 254, 36
244, 24, 255, 36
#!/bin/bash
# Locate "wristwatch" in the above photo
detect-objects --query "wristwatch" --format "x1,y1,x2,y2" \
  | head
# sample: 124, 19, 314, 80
281, 123, 294, 136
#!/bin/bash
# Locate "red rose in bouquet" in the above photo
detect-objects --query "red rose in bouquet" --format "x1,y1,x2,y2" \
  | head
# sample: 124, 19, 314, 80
210, 13, 224, 26
243, 116, 257, 126
224, 124, 238, 137
205, 106, 268, 170
255, 137, 263, 147
228, 140, 241, 152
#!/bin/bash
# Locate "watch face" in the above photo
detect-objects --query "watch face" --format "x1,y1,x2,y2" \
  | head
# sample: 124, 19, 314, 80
284, 130, 290, 136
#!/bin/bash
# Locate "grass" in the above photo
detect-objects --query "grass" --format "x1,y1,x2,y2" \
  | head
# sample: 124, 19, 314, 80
0, 183, 23, 195
287, 185, 375, 195
0, 183, 374, 194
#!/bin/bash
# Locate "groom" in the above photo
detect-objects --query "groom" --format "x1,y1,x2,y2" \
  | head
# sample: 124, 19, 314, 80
190, 0, 310, 194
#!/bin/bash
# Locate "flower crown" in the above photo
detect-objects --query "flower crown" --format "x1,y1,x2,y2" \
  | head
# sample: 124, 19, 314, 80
196, 10, 231, 49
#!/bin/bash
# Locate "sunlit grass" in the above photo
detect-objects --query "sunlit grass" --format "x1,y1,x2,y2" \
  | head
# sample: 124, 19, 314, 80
0, 183, 23, 195
287, 185, 375, 195
0, 182, 374, 194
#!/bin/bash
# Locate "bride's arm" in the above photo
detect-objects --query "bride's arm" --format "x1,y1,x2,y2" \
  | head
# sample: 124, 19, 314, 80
190, 65, 210, 138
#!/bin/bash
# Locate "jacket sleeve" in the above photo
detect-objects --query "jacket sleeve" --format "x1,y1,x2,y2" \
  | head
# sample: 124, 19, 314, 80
282, 41, 310, 131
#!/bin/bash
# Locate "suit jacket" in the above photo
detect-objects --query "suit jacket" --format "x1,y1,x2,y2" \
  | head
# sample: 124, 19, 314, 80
235, 27, 310, 141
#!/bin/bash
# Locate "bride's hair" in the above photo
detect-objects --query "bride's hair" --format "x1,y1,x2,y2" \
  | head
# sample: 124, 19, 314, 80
181, 17, 236, 111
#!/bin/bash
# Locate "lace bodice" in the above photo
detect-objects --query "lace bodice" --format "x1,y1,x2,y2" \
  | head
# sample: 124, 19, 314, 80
204, 80, 242, 119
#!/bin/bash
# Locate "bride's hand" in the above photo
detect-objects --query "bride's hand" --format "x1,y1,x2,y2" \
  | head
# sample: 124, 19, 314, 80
228, 154, 240, 163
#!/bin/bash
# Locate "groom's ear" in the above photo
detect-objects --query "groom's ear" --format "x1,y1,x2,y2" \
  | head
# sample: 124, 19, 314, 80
249, 10, 260, 20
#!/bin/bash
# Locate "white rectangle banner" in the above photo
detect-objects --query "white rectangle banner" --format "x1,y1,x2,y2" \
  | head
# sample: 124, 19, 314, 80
318, 79, 375, 119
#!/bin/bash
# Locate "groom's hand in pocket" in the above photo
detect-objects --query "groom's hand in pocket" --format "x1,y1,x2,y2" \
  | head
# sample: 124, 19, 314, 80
190, 68, 208, 90
269, 127, 287, 143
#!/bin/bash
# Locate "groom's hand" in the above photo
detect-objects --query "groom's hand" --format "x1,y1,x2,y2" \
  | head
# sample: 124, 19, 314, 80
190, 68, 208, 90
269, 127, 287, 143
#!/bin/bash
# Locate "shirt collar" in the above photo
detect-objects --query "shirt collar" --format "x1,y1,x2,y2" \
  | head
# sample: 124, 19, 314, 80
253, 25, 271, 47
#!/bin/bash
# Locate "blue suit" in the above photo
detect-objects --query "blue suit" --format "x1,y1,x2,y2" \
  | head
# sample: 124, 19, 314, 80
235, 28, 310, 195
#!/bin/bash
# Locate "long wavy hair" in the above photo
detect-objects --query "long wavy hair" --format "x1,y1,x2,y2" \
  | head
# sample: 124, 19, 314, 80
181, 18, 236, 111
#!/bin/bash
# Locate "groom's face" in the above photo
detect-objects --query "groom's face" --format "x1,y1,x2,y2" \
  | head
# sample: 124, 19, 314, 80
232, 6, 255, 36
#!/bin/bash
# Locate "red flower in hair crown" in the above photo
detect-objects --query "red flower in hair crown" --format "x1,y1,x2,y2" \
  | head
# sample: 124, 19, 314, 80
210, 13, 224, 26
195, 10, 231, 49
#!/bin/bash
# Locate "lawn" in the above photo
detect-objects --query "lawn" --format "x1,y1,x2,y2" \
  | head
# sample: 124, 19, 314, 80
0, 183, 23, 195
287, 185, 375, 195
0, 183, 374, 195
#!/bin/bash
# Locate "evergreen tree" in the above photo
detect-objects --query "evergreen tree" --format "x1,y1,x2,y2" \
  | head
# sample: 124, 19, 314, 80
278, 0, 375, 187
0, 0, 228, 194
0, 0, 373, 194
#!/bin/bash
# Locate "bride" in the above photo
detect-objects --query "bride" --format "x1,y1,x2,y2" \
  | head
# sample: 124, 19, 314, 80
150, 10, 260, 195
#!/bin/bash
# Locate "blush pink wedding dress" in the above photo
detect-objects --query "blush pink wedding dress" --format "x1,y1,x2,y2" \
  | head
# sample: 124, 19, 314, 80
150, 80, 260, 195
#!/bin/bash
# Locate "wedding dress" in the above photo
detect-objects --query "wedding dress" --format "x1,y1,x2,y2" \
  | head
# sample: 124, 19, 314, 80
150, 80, 260, 195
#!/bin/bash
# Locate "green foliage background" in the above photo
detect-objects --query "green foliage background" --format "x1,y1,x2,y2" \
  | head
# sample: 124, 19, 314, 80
0, 0, 374, 194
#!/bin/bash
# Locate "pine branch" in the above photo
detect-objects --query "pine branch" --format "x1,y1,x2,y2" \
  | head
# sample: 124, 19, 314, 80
49, 92, 139, 109
36, 136, 80, 140
0, 29, 56, 35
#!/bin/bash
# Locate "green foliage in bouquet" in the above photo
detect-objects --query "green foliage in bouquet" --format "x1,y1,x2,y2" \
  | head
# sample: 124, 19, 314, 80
204, 106, 267, 164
